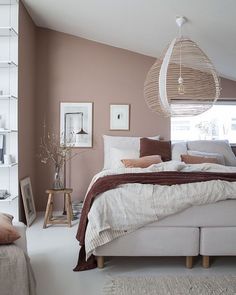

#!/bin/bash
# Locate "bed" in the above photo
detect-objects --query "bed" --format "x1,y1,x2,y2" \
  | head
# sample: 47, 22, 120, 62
0, 222, 36, 295
74, 136, 236, 271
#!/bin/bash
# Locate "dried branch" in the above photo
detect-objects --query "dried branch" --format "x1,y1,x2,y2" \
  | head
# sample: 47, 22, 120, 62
38, 125, 77, 169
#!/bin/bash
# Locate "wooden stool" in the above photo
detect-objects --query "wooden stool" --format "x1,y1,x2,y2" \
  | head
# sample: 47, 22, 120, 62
43, 189, 73, 228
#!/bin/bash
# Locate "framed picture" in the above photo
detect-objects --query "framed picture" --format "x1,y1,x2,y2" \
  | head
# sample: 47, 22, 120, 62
20, 177, 36, 226
110, 104, 130, 130
60, 102, 93, 147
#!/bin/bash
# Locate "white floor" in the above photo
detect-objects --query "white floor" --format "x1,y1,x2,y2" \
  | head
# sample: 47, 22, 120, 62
27, 213, 236, 295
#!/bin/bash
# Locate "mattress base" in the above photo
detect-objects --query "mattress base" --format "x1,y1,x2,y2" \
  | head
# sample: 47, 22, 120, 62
94, 227, 199, 257
149, 200, 236, 227
200, 227, 236, 256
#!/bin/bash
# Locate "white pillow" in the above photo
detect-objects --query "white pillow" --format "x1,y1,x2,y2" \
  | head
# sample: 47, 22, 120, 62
110, 147, 139, 169
103, 135, 160, 169
171, 142, 187, 161
187, 150, 225, 165
187, 140, 236, 166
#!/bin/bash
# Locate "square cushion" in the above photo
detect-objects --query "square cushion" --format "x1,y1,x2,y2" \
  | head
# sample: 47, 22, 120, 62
0, 213, 20, 244
140, 138, 171, 161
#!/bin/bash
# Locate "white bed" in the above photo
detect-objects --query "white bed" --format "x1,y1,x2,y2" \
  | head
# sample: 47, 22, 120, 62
83, 137, 236, 269
93, 200, 236, 268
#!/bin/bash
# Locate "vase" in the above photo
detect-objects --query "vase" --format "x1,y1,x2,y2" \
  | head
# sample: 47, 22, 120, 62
53, 165, 64, 190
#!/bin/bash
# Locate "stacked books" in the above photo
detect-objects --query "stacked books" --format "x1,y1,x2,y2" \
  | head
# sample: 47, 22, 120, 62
72, 201, 83, 220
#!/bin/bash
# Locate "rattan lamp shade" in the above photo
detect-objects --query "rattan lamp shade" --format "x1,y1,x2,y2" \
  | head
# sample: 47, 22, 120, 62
144, 38, 221, 117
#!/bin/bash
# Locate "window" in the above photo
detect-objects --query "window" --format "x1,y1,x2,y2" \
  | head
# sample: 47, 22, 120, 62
171, 103, 236, 143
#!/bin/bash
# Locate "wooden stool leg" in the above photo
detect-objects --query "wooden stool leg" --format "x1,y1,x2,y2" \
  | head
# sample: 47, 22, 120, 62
186, 256, 193, 269
43, 193, 53, 229
48, 196, 53, 221
97, 256, 104, 269
65, 193, 72, 227
69, 193, 73, 221
63, 194, 66, 215
202, 256, 210, 268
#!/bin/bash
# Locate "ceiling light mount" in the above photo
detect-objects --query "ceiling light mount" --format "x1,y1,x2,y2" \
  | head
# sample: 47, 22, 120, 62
175, 16, 187, 28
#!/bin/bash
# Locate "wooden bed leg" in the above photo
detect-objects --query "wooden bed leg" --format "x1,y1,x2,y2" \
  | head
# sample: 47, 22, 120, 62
202, 256, 210, 268
186, 256, 193, 269
97, 256, 104, 269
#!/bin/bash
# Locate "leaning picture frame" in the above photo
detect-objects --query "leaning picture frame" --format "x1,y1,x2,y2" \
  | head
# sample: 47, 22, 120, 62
60, 102, 93, 148
20, 177, 36, 226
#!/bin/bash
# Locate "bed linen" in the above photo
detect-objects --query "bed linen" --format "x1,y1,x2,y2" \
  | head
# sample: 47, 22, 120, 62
74, 161, 236, 271
85, 174, 236, 259
0, 244, 36, 295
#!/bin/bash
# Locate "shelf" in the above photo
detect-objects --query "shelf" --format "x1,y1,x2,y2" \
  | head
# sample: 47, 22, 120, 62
0, 95, 17, 100
0, 129, 18, 133
0, 194, 18, 202
0, 0, 18, 4
0, 0, 19, 221
0, 162, 18, 168
0, 27, 18, 37
0, 61, 17, 68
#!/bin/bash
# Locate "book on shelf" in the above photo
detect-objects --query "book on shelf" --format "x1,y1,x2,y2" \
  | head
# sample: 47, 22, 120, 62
0, 189, 10, 200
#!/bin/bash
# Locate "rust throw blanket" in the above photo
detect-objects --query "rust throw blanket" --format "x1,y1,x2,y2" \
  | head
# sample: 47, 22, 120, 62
73, 171, 236, 271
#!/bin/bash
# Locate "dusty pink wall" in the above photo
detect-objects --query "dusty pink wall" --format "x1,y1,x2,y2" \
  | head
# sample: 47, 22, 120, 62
221, 78, 236, 98
18, 2, 36, 219
34, 28, 170, 210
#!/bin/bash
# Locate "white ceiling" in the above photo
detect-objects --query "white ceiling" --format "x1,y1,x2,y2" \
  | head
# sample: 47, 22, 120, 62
22, 0, 236, 80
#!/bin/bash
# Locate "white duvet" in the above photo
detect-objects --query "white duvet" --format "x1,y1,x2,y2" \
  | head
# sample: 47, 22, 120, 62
85, 161, 236, 258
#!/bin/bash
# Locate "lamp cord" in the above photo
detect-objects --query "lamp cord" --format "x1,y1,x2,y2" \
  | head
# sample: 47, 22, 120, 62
179, 25, 182, 79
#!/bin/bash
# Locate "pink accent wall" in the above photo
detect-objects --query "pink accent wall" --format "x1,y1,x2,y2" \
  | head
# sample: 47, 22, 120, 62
34, 28, 170, 210
18, 9, 236, 211
221, 78, 236, 98
18, 2, 36, 219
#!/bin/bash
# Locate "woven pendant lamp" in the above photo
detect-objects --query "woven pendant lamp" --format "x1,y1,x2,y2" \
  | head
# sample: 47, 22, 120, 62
144, 17, 221, 117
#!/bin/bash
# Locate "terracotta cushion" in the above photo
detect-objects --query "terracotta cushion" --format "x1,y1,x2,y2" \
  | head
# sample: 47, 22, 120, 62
140, 138, 171, 161
0, 213, 20, 244
181, 154, 219, 164
121, 155, 163, 168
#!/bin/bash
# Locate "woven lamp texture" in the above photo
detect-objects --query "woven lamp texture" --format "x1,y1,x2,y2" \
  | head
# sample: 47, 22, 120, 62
144, 38, 221, 117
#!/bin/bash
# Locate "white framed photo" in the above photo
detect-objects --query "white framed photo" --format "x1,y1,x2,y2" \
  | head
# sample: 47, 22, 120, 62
20, 177, 36, 227
60, 102, 93, 148
110, 104, 130, 130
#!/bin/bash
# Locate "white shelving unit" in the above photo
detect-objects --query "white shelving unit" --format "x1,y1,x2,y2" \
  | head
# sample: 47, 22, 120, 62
0, 0, 18, 4
0, 0, 18, 220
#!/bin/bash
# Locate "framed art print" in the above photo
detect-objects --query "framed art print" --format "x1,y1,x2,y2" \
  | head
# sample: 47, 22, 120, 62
60, 102, 93, 148
110, 104, 130, 130
20, 177, 36, 226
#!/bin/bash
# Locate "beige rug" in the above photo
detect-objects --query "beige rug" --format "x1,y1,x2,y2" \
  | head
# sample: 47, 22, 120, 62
103, 276, 236, 295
